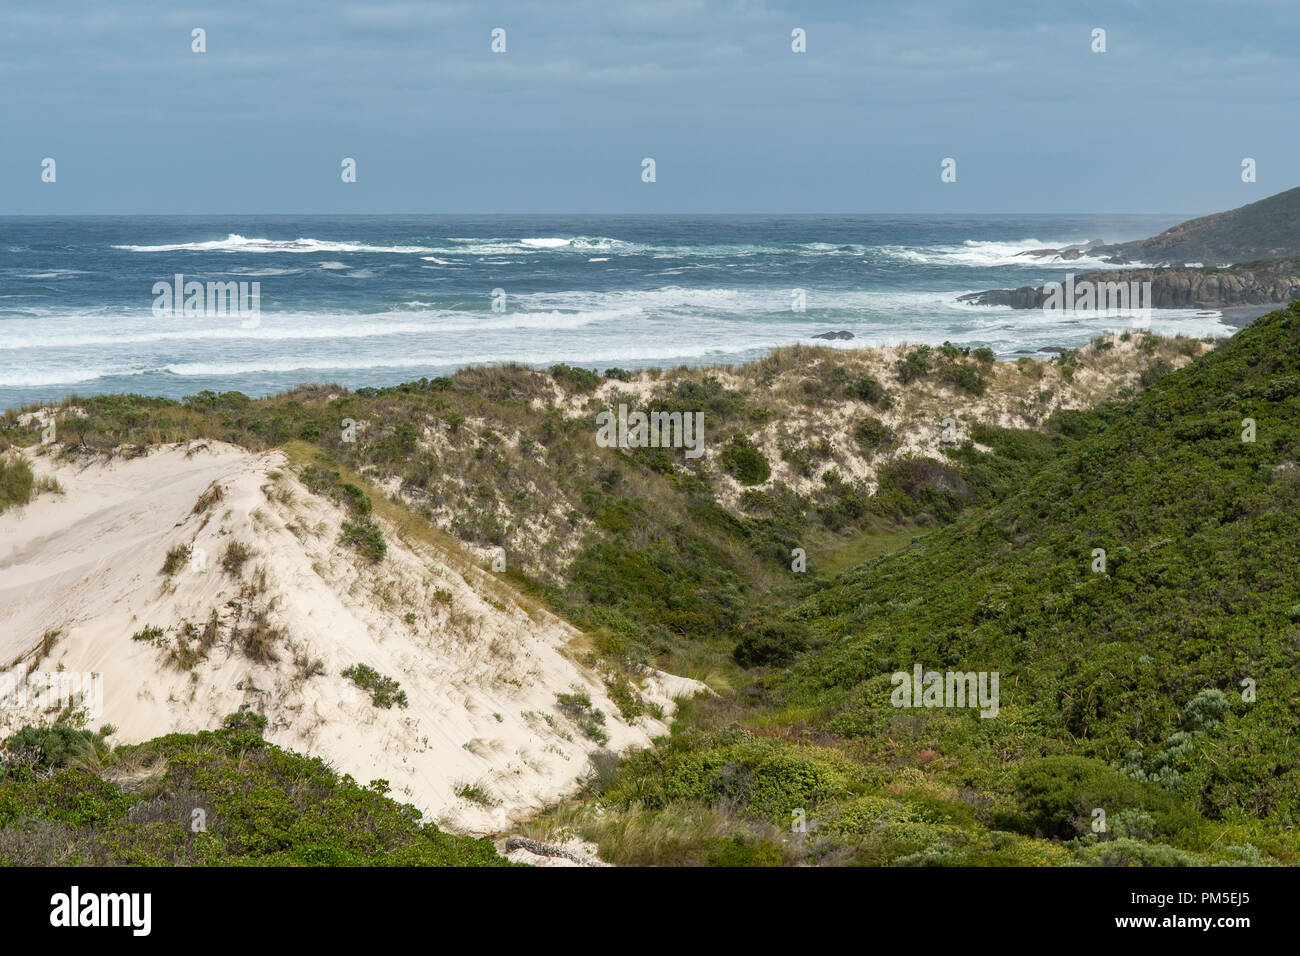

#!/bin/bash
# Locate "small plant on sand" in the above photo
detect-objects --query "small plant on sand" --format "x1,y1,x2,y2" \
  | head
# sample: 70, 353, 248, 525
605, 679, 645, 721
453, 781, 499, 807
343, 664, 408, 709
192, 482, 224, 515
0, 454, 35, 515
340, 516, 387, 562
161, 543, 192, 576
221, 540, 252, 577
131, 625, 166, 647
556, 692, 608, 745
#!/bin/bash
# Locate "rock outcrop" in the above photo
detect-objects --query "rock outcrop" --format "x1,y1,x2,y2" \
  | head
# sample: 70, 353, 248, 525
960, 257, 1300, 310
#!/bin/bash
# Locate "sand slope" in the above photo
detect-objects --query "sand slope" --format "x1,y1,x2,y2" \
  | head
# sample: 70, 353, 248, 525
0, 441, 701, 834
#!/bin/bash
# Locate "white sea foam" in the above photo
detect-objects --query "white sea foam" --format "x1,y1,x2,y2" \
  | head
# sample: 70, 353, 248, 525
875, 238, 1153, 269
109, 232, 1156, 268
112, 234, 444, 254
0, 366, 112, 388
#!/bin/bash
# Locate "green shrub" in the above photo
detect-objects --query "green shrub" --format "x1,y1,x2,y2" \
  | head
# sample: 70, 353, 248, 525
703, 836, 783, 867
1139, 359, 1174, 388
331, 482, 372, 516
0, 719, 508, 865
894, 346, 932, 384
939, 361, 987, 395
1181, 688, 1230, 732
556, 692, 608, 745
720, 435, 771, 485
222, 710, 269, 733
995, 757, 1200, 841
342, 664, 408, 709
852, 416, 894, 456
846, 375, 890, 407
1, 725, 110, 774
1262, 375, 1299, 401
340, 516, 387, 562
733, 620, 810, 668
550, 363, 602, 392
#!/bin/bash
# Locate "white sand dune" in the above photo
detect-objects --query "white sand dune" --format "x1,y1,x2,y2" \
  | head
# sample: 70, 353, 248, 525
0, 441, 702, 834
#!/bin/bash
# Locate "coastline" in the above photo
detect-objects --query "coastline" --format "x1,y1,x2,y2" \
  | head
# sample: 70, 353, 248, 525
1218, 302, 1283, 328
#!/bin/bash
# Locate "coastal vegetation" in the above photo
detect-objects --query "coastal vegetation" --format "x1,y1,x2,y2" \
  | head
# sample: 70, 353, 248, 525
3, 312, 1292, 865
0, 718, 506, 866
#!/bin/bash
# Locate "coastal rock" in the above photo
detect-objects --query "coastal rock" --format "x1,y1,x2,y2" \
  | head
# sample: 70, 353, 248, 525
813, 330, 855, 340
1016, 240, 1104, 261
959, 258, 1300, 310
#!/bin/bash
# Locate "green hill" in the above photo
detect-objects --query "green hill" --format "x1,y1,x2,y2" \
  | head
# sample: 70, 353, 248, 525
529, 304, 1300, 865
1102, 185, 1300, 264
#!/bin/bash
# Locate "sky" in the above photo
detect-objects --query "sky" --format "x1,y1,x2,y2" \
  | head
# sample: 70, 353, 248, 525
0, 0, 1294, 215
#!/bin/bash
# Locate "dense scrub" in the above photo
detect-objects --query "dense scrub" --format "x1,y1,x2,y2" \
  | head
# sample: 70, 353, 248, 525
2, 324, 1267, 866
0, 717, 507, 866
0, 348, 1096, 681
526, 305, 1300, 865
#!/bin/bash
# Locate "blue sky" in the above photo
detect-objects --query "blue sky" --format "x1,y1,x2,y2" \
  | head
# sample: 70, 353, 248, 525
1, 0, 1293, 214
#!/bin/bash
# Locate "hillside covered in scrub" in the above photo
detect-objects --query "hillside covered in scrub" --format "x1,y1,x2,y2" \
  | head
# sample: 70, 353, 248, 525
0, 715, 508, 865
1096, 185, 1300, 265
521, 304, 1300, 865
1, 329, 1204, 682
2, 321, 1278, 866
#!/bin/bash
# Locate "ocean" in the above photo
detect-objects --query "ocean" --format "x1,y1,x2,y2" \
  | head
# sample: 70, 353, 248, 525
0, 214, 1233, 411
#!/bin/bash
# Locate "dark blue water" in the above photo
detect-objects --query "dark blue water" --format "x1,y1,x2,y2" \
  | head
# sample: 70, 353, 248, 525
0, 214, 1227, 411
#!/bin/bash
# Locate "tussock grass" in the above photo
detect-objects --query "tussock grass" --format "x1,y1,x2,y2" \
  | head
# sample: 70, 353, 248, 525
0, 453, 35, 514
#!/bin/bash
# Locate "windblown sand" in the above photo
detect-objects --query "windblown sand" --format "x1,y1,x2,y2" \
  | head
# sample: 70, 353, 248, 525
0, 441, 702, 834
